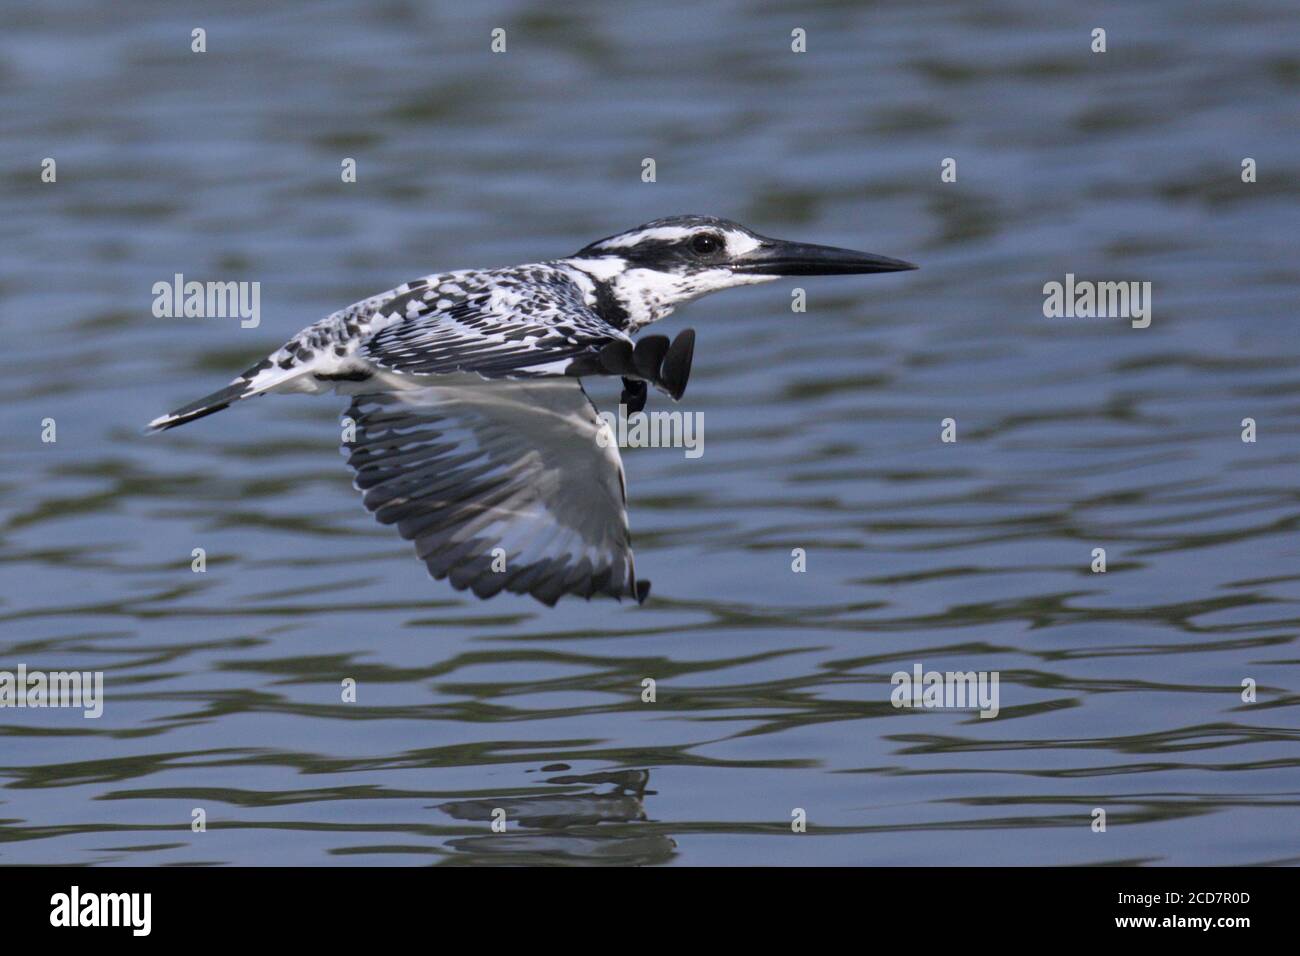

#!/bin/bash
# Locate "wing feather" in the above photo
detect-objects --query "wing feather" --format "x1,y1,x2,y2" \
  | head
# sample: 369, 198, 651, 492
361, 269, 627, 378
344, 376, 647, 606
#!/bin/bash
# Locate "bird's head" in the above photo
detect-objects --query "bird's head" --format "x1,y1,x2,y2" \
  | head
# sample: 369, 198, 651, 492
560, 215, 916, 329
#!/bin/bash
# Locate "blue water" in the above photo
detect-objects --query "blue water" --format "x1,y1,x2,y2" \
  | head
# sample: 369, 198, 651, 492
2, 0, 1298, 865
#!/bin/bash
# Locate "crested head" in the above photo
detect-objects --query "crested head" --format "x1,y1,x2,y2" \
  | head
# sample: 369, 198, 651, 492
557, 214, 917, 330
559, 216, 775, 330
577, 215, 765, 260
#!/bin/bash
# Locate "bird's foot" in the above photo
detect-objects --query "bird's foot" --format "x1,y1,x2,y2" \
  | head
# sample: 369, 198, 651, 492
594, 329, 695, 402
620, 378, 648, 413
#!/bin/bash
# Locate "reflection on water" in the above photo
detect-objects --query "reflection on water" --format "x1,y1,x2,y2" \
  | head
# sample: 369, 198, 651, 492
436, 769, 674, 865
2, 0, 1299, 865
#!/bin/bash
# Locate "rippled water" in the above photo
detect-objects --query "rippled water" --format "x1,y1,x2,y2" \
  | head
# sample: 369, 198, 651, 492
2, 0, 1299, 865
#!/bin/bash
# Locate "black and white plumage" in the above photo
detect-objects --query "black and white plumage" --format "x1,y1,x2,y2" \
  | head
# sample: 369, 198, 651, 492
149, 216, 915, 606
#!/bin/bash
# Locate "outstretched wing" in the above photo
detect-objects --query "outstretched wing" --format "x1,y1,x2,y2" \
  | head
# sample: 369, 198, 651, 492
343, 375, 650, 606
360, 268, 628, 378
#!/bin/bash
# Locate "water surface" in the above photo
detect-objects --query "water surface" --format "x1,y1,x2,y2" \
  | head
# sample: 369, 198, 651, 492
2, 0, 1299, 865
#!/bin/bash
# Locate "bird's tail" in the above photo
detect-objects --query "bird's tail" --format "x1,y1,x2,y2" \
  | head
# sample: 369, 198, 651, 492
146, 357, 294, 433
145, 381, 258, 432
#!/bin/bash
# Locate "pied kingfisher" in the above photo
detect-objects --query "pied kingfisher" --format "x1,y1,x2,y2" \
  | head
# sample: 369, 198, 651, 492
149, 215, 916, 606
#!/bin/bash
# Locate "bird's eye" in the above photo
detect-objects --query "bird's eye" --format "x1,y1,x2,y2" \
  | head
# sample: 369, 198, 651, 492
690, 233, 722, 255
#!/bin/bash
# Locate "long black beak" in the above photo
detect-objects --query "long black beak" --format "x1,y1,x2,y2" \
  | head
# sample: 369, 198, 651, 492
733, 238, 917, 276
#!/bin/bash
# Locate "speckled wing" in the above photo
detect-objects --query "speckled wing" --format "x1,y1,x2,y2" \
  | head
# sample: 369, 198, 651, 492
343, 376, 649, 606
359, 267, 628, 378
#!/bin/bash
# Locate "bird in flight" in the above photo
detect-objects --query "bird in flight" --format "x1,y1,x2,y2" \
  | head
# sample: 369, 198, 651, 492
149, 216, 915, 606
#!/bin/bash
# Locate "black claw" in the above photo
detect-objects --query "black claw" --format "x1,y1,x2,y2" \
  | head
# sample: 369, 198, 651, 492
620, 378, 647, 413
635, 579, 652, 604
660, 329, 695, 401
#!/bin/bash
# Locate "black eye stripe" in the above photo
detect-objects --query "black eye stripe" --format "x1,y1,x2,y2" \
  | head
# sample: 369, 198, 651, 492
580, 233, 730, 267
